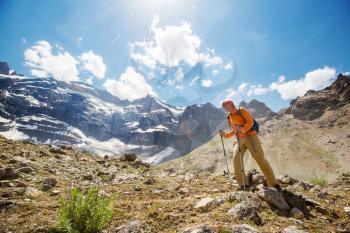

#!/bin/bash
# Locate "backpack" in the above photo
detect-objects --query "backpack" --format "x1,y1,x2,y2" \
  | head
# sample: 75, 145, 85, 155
226, 109, 260, 133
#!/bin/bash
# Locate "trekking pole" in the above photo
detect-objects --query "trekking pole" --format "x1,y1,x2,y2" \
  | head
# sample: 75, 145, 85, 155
235, 129, 247, 190
219, 130, 233, 184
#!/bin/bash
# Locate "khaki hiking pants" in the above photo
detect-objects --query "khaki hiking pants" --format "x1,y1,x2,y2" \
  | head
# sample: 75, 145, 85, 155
233, 134, 278, 187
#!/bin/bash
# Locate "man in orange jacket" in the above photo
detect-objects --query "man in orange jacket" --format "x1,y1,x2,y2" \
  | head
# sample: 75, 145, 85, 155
220, 99, 282, 191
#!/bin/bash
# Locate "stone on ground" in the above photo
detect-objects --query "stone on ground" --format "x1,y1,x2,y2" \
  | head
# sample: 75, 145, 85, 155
258, 187, 290, 211
182, 224, 213, 233
194, 197, 215, 211
231, 224, 261, 233
228, 201, 262, 225
283, 226, 308, 233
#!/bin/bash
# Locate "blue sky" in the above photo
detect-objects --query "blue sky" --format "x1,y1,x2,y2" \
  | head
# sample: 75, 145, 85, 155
0, 0, 349, 111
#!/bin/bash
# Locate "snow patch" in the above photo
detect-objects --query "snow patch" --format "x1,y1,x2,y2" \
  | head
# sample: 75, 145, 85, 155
0, 116, 11, 123
143, 146, 178, 164
134, 124, 169, 133
0, 128, 29, 140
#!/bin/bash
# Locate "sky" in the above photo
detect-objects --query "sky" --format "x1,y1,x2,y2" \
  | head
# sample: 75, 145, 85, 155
0, 0, 349, 111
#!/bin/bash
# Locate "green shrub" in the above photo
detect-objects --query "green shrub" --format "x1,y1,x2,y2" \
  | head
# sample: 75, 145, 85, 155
57, 187, 114, 233
309, 173, 328, 187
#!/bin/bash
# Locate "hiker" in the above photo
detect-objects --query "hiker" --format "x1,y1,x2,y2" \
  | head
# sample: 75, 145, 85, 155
219, 99, 282, 192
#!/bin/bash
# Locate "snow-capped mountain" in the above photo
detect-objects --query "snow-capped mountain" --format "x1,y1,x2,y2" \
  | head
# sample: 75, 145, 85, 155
0, 62, 226, 163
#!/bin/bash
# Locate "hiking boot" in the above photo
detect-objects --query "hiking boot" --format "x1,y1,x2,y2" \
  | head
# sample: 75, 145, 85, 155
274, 184, 283, 192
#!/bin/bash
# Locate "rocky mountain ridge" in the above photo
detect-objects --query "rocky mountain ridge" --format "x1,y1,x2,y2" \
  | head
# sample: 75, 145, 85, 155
0, 62, 228, 164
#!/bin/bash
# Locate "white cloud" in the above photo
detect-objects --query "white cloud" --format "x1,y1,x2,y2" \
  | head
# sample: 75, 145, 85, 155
224, 62, 233, 70
130, 15, 223, 69
24, 40, 80, 81
246, 84, 270, 96
270, 66, 336, 100
85, 77, 93, 85
223, 66, 336, 101
238, 82, 248, 93
201, 79, 213, 87
103, 66, 156, 101
80, 50, 106, 79
225, 88, 238, 99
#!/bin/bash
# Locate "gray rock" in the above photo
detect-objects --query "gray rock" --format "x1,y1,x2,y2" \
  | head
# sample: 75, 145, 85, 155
17, 166, 33, 174
231, 224, 261, 233
278, 175, 299, 185
0, 200, 18, 212
194, 197, 215, 211
257, 187, 290, 211
83, 174, 93, 181
122, 153, 137, 162
283, 226, 307, 233
290, 207, 304, 219
316, 191, 328, 199
0, 167, 20, 180
41, 177, 57, 191
25, 186, 41, 198
116, 220, 144, 233
183, 224, 213, 233
178, 187, 190, 196
297, 181, 314, 190
228, 201, 262, 225
143, 178, 156, 185
344, 206, 350, 216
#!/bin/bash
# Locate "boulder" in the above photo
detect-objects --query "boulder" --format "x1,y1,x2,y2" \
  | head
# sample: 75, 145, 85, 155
17, 166, 33, 174
122, 153, 137, 162
231, 224, 261, 233
143, 178, 156, 185
116, 220, 145, 233
344, 206, 350, 216
178, 187, 190, 196
194, 197, 215, 211
25, 186, 41, 198
278, 175, 299, 185
41, 177, 57, 191
228, 201, 262, 225
0, 167, 20, 180
283, 226, 307, 233
257, 187, 290, 211
82, 174, 93, 181
182, 224, 213, 233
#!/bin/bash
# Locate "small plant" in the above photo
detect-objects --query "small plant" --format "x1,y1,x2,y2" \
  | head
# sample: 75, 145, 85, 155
309, 173, 328, 187
57, 187, 114, 233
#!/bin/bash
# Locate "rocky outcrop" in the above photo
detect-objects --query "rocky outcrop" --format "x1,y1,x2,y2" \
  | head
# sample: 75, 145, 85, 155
240, 99, 277, 119
289, 74, 350, 120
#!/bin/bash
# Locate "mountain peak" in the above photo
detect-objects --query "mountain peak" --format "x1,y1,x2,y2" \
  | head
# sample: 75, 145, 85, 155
289, 73, 350, 120
239, 99, 277, 119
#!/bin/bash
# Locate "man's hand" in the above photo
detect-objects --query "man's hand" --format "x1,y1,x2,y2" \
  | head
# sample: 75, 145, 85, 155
219, 130, 225, 137
234, 125, 245, 137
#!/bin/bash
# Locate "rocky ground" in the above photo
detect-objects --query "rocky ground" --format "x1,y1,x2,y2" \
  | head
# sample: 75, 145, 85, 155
1, 136, 350, 233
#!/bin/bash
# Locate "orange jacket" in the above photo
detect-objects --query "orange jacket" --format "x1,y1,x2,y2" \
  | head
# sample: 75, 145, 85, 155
223, 107, 257, 138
